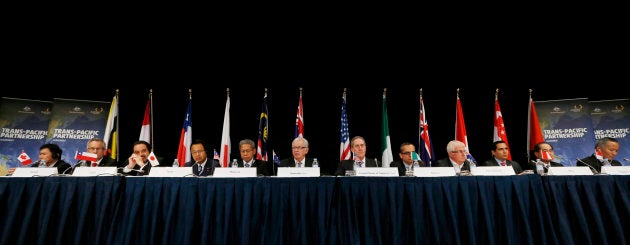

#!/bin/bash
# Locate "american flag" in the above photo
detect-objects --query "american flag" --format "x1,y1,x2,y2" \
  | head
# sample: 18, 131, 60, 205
213, 149, 220, 160
340, 90, 351, 160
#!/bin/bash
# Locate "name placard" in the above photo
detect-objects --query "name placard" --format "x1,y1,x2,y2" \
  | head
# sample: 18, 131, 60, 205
147, 167, 193, 177
413, 167, 456, 177
547, 166, 593, 176
277, 167, 320, 177
11, 168, 58, 177
601, 166, 630, 175
354, 167, 399, 176
72, 167, 118, 176
213, 168, 258, 177
471, 166, 516, 176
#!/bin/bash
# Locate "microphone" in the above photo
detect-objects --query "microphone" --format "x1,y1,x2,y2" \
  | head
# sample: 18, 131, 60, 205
77, 160, 87, 167
576, 158, 599, 174
60, 161, 85, 175
36, 160, 47, 167
117, 167, 144, 174
624, 158, 630, 162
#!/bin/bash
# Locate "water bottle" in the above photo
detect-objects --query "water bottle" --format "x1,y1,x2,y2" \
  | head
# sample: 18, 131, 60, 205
38, 160, 47, 168
467, 159, 476, 175
232, 159, 238, 168
172, 158, 179, 168
312, 158, 319, 168
536, 160, 545, 175
413, 160, 420, 169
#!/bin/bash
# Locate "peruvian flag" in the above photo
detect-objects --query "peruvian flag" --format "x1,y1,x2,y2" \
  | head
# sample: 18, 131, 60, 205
595, 149, 604, 161
75, 151, 97, 162
17, 151, 32, 166
541, 150, 553, 161
148, 151, 160, 166
455, 93, 477, 162
176, 100, 192, 167
528, 95, 545, 152
139, 99, 151, 143
493, 94, 512, 160
219, 93, 231, 167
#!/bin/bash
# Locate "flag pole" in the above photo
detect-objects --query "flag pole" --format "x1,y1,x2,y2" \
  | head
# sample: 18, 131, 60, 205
527, 88, 533, 161
115, 89, 120, 161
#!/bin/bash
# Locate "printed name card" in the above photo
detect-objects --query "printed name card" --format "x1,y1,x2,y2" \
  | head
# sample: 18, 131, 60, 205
601, 166, 630, 175
73, 167, 118, 176
354, 167, 399, 176
413, 167, 457, 177
213, 168, 258, 177
547, 166, 593, 176
147, 167, 192, 177
276, 167, 320, 177
11, 168, 58, 177
471, 166, 516, 176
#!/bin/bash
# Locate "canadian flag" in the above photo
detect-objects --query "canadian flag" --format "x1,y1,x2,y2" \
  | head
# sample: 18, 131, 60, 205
148, 152, 160, 166
17, 151, 32, 166
75, 151, 98, 162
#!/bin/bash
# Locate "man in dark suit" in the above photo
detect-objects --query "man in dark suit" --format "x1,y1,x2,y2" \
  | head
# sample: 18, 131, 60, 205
335, 136, 379, 176
279, 137, 314, 168
480, 140, 523, 174
74, 138, 118, 169
389, 142, 425, 176
576, 137, 622, 173
120, 140, 154, 176
434, 140, 472, 175
237, 139, 270, 176
184, 139, 221, 176
530, 141, 564, 174
32, 143, 71, 174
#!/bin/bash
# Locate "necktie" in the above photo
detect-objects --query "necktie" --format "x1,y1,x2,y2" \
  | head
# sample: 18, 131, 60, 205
245, 163, 250, 168
92, 162, 98, 167
500, 161, 506, 166
297, 162, 302, 168
357, 161, 363, 167
198, 166, 203, 174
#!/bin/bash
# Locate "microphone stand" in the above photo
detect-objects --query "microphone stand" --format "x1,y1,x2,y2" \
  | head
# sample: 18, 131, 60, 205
576, 158, 600, 174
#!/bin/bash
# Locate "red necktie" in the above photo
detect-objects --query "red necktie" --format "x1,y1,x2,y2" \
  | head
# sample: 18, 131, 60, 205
92, 162, 98, 167
500, 161, 506, 166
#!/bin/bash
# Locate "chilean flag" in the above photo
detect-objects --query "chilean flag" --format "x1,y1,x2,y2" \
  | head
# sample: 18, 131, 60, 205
176, 100, 192, 167
75, 151, 98, 162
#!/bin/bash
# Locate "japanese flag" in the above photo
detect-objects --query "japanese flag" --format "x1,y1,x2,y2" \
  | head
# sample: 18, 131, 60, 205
148, 152, 160, 166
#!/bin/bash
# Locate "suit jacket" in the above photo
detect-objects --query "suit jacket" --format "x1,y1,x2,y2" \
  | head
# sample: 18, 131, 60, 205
119, 159, 153, 176
93, 157, 118, 167
279, 157, 314, 167
185, 159, 221, 176
237, 159, 270, 176
434, 158, 472, 173
390, 160, 425, 176
334, 158, 379, 176
32, 159, 71, 174
529, 160, 564, 174
576, 154, 622, 173
480, 159, 524, 174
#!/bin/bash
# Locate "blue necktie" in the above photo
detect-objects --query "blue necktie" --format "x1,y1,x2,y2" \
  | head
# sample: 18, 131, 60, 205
245, 163, 250, 167
357, 161, 363, 167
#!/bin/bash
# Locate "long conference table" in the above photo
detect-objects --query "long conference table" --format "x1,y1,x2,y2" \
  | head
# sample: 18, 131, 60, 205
1, 175, 628, 245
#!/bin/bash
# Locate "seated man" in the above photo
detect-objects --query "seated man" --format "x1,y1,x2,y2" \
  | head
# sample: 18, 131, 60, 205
480, 140, 523, 174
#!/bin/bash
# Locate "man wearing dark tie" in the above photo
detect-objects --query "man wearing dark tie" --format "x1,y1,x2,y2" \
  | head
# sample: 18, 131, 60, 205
184, 139, 220, 176
279, 137, 314, 168
480, 140, 523, 174
335, 136, 379, 176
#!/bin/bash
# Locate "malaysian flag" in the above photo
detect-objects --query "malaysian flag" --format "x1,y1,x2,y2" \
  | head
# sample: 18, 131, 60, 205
256, 89, 269, 161
419, 89, 434, 166
340, 89, 351, 161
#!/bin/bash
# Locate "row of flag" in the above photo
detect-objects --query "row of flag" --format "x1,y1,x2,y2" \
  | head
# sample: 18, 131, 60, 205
15, 88, 549, 168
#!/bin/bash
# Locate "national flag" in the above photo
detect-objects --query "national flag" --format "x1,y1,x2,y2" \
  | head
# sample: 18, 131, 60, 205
295, 91, 304, 138
340, 90, 351, 161
148, 151, 160, 166
176, 99, 192, 167
541, 150, 553, 161
419, 90, 434, 166
256, 91, 269, 161
213, 149, 220, 160
272, 150, 281, 166
103, 92, 118, 160
75, 151, 98, 162
595, 149, 604, 161
411, 152, 420, 161
455, 92, 476, 161
17, 151, 32, 166
493, 93, 512, 160
219, 92, 231, 167
139, 98, 151, 144
527, 93, 545, 160
381, 90, 393, 168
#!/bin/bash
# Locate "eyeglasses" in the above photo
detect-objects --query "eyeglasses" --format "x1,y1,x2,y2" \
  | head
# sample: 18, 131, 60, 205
449, 150, 467, 154
87, 147, 104, 151
292, 146, 307, 150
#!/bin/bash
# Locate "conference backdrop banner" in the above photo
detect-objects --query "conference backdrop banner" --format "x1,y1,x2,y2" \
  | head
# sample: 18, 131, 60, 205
589, 99, 630, 165
535, 98, 594, 166
0, 97, 53, 173
45, 98, 110, 164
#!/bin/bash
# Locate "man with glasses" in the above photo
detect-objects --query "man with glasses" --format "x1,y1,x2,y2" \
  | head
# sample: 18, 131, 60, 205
434, 140, 472, 175
390, 142, 426, 176
77, 138, 118, 168
531, 141, 563, 174
184, 139, 221, 176
279, 137, 314, 168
